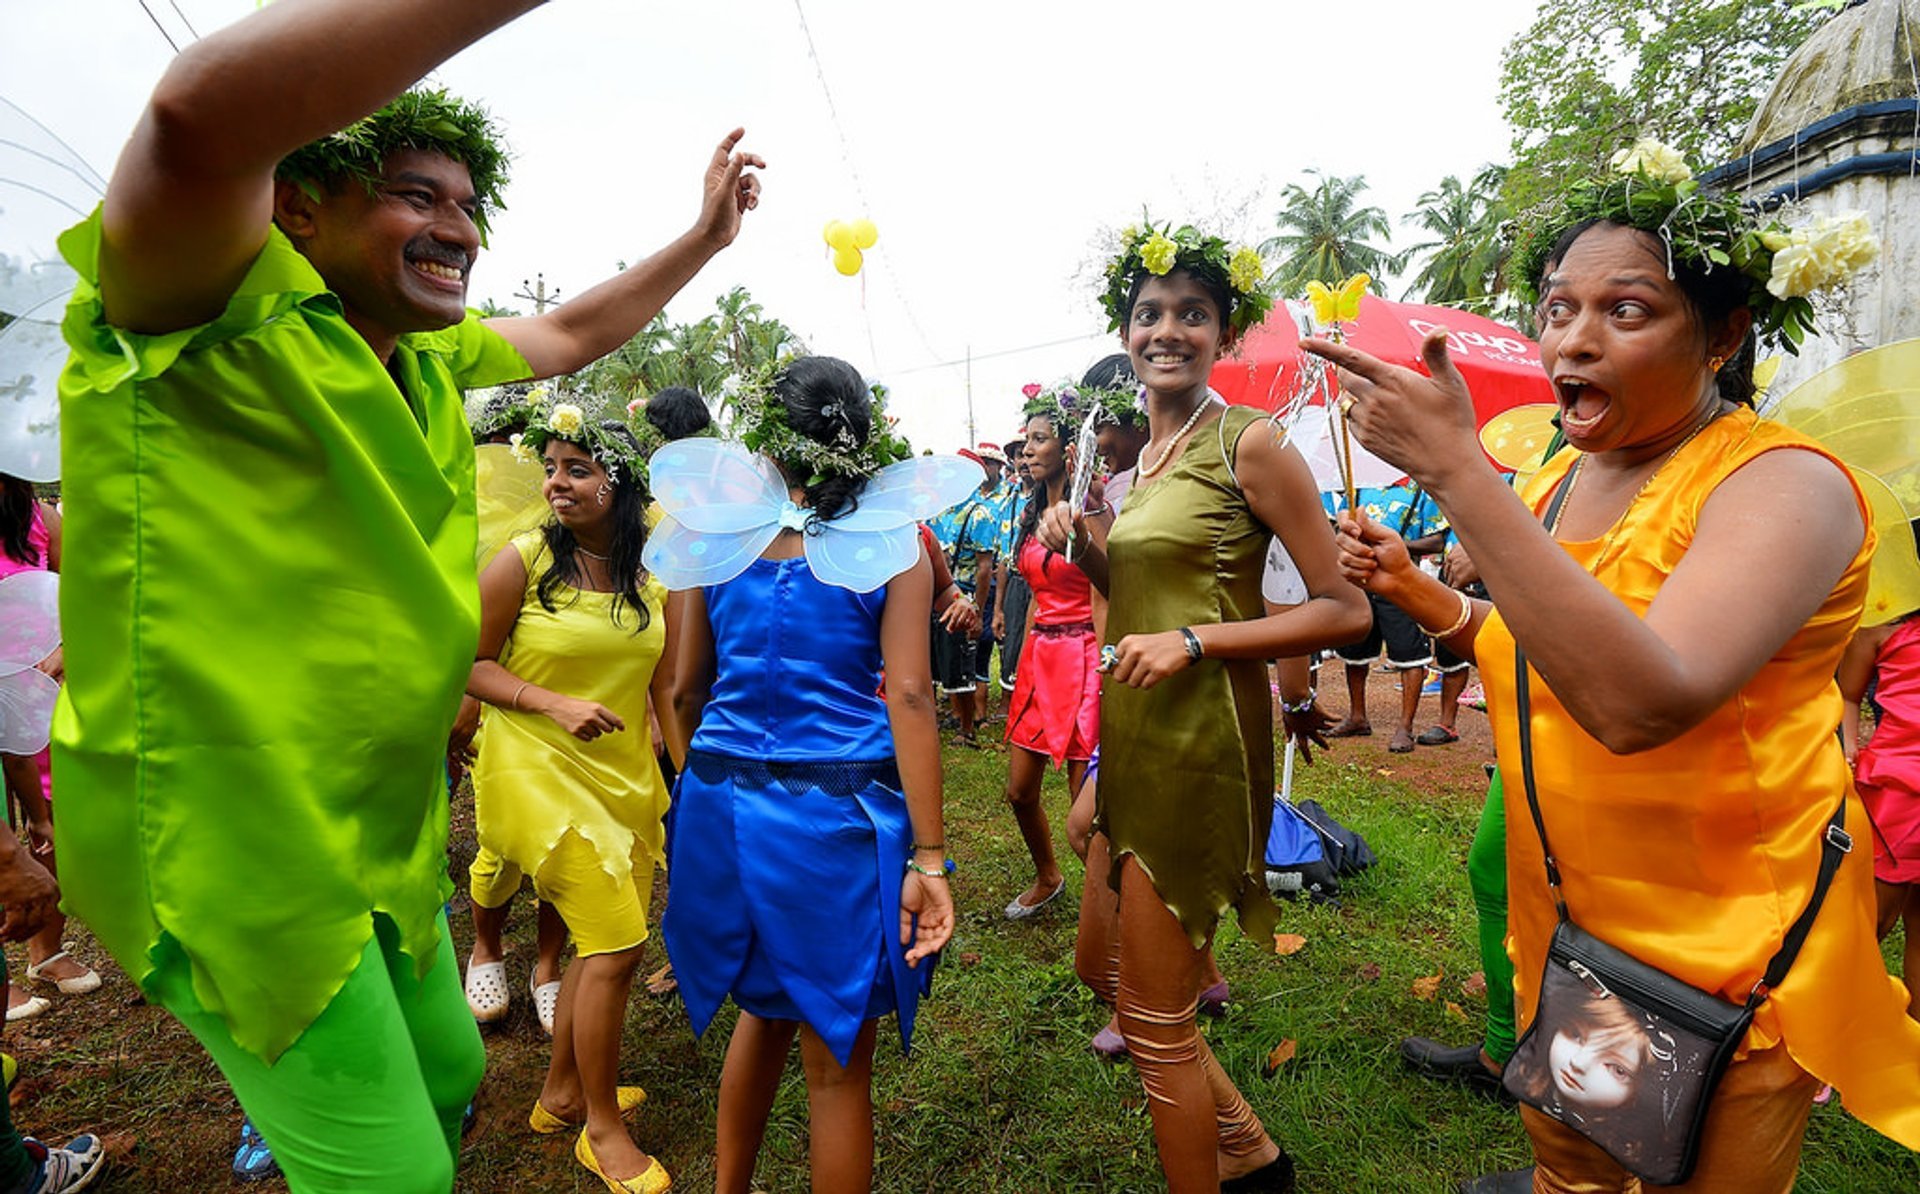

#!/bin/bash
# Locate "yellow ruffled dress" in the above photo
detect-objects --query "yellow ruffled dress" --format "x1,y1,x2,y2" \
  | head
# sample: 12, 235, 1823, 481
471, 532, 670, 924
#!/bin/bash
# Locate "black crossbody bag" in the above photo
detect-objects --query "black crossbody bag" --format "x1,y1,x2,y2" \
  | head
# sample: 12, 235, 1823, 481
1498, 475, 1855, 1185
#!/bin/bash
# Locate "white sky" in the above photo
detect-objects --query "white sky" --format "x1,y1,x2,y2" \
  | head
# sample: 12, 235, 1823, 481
1, 0, 1544, 452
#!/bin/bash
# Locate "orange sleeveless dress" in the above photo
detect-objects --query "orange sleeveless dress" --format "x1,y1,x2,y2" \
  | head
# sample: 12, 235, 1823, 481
1478, 408, 1920, 1149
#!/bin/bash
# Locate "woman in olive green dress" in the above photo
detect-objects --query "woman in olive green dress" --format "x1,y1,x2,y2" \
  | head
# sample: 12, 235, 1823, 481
1043, 224, 1367, 1192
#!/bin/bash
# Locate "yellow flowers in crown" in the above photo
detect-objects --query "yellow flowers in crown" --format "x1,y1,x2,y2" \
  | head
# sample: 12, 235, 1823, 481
1099, 217, 1274, 339
548, 403, 585, 437
1140, 233, 1180, 276
1304, 273, 1370, 330
1228, 247, 1266, 296
1765, 211, 1878, 299
1609, 137, 1692, 185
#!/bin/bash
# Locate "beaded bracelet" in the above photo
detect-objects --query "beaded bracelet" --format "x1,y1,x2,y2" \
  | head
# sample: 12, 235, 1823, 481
1420, 590, 1475, 640
906, 858, 951, 879
1280, 688, 1317, 716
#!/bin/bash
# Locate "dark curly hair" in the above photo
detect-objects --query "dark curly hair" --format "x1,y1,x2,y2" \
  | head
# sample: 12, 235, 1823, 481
535, 421, 653, 632
644, 386, 713, 441
1, 476, 40, 567
773, 356, 874, 527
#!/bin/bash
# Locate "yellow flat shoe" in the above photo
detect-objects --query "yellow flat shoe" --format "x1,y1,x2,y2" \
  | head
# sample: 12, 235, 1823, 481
529, 1085, 648, 1134
574, 1129, 671, 1193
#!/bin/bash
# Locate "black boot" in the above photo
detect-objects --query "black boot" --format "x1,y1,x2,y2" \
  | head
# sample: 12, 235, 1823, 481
1401, 1037, 1514, 1104
1221, 1149, 1296, 1193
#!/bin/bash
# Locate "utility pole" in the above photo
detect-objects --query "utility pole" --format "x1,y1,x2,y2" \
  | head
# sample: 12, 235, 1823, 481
514, 273, 560, 314
964, 344, 976, 447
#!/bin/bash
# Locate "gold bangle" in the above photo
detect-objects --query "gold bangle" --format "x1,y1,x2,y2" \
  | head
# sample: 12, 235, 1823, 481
510, 681, 530, 711
1421, 590, 1474, 640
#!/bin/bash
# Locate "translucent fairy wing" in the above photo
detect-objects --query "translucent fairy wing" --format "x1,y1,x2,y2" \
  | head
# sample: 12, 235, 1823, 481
1067, 416, 1101, 514
0, 571, 59, 670
643, 516, 782, 591
473, 444, 549, 566
804, 524, 922, 593
828, 455, 984, 532
647, 439, 788, 533
0, 666, 59, 755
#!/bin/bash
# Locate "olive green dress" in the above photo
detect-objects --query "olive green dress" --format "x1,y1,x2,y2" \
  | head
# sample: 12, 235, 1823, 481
1098, 403, 1277, 947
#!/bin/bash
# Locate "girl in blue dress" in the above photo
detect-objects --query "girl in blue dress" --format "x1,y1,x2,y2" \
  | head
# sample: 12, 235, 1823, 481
647, 356, 973, 1193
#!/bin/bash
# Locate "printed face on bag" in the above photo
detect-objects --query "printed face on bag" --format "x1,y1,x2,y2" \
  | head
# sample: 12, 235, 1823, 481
1547, 995, 1651, 1111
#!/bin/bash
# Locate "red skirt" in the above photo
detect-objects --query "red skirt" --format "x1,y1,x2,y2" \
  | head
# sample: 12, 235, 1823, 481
1004, 621, 1099, 766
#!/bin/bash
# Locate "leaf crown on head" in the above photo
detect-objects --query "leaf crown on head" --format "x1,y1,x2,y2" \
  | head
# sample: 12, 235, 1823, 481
276, 88, 511, 241
731, 357, 914, 485
1511, 138, 1878, 354
508, 383, 653, 488
1099, 218, 1274, 340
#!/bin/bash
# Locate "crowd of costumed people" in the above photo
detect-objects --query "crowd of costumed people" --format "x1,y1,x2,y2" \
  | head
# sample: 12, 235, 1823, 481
0, 2, 1915, 1193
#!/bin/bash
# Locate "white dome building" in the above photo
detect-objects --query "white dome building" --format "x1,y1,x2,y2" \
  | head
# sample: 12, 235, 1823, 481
1701, 0, 1919, 398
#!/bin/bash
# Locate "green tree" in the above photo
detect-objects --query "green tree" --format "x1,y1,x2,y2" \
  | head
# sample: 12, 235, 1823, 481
1499, 0, 1831, 214
573, 287, 802, 427
1259, 172, 1403, 296
1401, 165, 1516, 319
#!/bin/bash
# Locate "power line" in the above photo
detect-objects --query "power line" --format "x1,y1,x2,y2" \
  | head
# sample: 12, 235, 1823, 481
787, 0, 943, 368
134, 0, 181, 53
166, 0, 200, 41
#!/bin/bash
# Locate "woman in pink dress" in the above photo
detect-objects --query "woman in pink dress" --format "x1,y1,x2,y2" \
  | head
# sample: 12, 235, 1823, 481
0, 475, 101, 1020
999, 398, 1101, 919
1841, 612, 1920, 1018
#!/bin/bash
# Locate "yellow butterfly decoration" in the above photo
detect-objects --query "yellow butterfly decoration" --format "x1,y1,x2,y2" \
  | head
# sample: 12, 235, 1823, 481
1304, 273, 1370, 329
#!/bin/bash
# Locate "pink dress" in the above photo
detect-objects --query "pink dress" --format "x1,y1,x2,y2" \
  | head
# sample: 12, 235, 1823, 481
0, 502, 54, 797
1004, 534, 1099, 765
1858, 617, 1920, 884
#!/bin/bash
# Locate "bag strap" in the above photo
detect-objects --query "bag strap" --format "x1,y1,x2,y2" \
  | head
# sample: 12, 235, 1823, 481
1511, 467, 1857, 1006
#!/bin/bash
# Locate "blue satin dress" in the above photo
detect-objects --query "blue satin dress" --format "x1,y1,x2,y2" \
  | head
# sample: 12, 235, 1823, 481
662, 556, 934, 1065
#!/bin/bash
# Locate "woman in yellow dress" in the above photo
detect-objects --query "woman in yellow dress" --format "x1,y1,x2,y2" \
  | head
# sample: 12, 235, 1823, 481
1312, 145, 1918, 1191
467, 396, 682, 1193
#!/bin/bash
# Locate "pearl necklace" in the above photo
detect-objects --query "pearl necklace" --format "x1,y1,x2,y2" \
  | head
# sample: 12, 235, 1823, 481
1136, 390, 1217, 480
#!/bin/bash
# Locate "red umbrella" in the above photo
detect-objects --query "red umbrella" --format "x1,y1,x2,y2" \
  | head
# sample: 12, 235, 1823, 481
1210, 295, 1552, 427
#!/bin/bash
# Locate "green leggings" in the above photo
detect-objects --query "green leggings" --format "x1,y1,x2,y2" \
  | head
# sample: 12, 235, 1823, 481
152, 911, 483, 1194
1470, 772, 1516, 1064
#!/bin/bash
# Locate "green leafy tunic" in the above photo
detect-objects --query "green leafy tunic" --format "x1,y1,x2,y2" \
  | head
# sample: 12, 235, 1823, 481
1098, 404, 1278, 948
51, 211, 529, 1061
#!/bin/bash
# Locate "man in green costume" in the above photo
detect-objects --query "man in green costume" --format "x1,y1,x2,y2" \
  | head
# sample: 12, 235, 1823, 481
50, 2, 761, 1190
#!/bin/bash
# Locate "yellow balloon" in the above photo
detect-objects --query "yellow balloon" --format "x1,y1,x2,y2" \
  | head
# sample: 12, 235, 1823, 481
850, 218, 879, 249
832, 246, 864, 276
826, 222, 857, 251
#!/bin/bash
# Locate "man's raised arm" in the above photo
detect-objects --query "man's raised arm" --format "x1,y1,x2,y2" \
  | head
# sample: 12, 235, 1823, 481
100, 0, 541, 334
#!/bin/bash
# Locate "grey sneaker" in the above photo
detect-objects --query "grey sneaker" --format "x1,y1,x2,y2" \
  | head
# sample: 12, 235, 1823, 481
21, 1134, 106, 1194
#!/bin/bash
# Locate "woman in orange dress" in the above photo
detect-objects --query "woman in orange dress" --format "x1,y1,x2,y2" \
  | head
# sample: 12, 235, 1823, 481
1310, 147, 1919, 1191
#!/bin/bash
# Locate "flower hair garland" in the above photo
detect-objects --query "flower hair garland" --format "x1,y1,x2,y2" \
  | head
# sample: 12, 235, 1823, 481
1511, 137, 1878, 354
507, 383, 652, 486
1099, 218, 1274, 340
730, 357, 914, 485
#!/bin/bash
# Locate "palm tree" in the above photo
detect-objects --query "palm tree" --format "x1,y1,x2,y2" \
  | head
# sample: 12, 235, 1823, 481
1259, 172, 1403, 296
1401, 165, 1511, 316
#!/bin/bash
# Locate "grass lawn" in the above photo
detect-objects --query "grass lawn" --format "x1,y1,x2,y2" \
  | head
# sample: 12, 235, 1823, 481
7, 690, 1917, 1191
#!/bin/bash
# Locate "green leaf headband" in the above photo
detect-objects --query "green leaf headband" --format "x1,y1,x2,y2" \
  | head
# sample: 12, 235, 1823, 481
1099, 218, 1274, 341
731, 358, 914, 486
277, 88, 511, 242
1511, 138, 1878, 354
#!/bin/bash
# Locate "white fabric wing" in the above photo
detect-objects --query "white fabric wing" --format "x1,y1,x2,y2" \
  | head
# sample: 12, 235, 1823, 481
804, 525, 922, 592
829, 455, 984, 531
0, 571, 61, 754
643, 517, 782, 591
648, 439, 789, 533
0, 571, 59, 669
